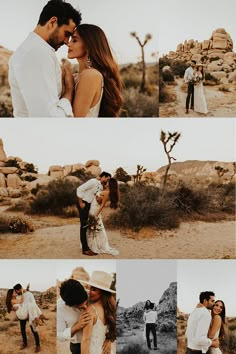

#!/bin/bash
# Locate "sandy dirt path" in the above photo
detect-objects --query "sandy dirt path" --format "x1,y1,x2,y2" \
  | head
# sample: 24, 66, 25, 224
0, 220, 235, 259
160, 78, 236, 117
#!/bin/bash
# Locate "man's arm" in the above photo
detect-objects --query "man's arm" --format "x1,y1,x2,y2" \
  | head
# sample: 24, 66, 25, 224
14, 48, 73, 117
195, 313, 213, 349
77, 179, 97, 206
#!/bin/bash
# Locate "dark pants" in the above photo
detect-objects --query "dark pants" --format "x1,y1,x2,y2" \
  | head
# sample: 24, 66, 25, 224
186, 82, 194, 109
20, 319, 40, 347
77, 201, 91, 252
70, 342, 81, 354
186, 349, 210, 354
146, 323, 157, 349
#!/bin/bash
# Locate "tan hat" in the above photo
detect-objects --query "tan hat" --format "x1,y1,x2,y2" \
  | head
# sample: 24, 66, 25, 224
79, 271, 116, 293
196, 62, 206, 68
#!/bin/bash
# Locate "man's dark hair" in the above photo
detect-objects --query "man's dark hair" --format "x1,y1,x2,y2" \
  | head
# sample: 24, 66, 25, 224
60, 279, 88, 307
199, 291, 215, 303
191, 60, 197, 64
100, 171, 112, 178
38, 0, 82, 27
13, 284, 22, 291
149, 302, 155, 310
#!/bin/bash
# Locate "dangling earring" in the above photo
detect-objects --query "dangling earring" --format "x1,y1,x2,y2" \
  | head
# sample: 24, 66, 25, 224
86, 55, 92, 68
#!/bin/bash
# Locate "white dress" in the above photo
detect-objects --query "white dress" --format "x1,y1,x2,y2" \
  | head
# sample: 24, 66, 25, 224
194, 73, 208, 114
87, 193, 119, 256
88, 305, 108, 354
13, 300, 42, 329
209, 328, 222, 354
74, 72, 103, 117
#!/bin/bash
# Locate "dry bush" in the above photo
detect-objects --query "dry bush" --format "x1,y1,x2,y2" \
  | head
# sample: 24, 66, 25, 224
0, 214, 34, 233
121, 87, 158, 117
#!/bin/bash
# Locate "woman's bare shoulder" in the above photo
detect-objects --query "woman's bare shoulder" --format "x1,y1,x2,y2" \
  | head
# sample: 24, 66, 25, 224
81, 68, 102, 80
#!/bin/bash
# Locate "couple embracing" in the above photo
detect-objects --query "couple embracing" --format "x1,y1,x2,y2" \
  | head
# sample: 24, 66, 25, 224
57, 271, 116, 354
186, 291, 225, 353
76, 172, 119, 256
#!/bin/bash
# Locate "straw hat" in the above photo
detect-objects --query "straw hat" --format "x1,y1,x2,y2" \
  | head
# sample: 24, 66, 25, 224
196, 62, 206, 68
79, 271, 116, 293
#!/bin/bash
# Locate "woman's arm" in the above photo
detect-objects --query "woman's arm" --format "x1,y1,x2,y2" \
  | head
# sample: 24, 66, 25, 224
73, 69, 102, 117
208, 315, 221, 339
11, 294, 24, 305
81, 309, 94, 354
95, 191, 109, 218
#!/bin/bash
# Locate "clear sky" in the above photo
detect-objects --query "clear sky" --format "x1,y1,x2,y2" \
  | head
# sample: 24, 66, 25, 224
0, 118, 235, 175
0, 260, 56, 291
117, 260, 176, 308
178, 260, 236, 317
56, 259, 116, 282
0, 0, 158, 64
159, 0, 236, 55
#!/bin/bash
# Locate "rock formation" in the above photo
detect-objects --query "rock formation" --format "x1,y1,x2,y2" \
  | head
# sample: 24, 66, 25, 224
165, 28, 236, 83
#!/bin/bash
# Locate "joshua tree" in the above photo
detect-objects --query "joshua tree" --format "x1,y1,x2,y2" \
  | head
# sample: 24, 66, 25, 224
215, 165, 229, 185
130, 32, 152, 92
160, 130, 181, 191
133, 164, 147, 184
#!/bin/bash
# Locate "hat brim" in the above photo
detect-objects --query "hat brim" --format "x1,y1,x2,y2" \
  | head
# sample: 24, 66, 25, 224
79, 279, 116, 294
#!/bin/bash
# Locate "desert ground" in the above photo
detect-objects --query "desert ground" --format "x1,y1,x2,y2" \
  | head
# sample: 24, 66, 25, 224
0, 302, 56, 354
160, 79, 236, 117
0, 207, 235, 259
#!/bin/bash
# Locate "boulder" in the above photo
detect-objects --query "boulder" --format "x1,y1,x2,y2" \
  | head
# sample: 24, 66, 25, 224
50, 170, 63, 178
162, 65, 171, 73
72, 163, 85, 173
202, 40, 210, 51
64, 176, 80, 184
0, 167, 18, 174
222, 63, 232, 72
0, 138, 7, 162
7, 156, 22, 162
63, 165, 73, 176
0, 162, 5, 167
212, 39, 228, 50
49, 165, 63, 172
207, 60, 223, 71
176, 43, 183, 52
210, 71, 227, 80
191, 54, 202, 62
0, 187, 8, 197
85, 160, 100, 168
7, 174, 22, 188
228, 70, 236, 82
0, 173, 6, 187
27, 175, 55, 190
86, 165, 101, 177
7, 187, 21, 198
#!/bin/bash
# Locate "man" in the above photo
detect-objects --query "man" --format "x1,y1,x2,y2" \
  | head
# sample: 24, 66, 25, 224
76, 171, 111, 256
9, 0, 82, 117
185, 291, 219, 354
57, 279, 111, 354
13, 283, 41, 353
184, 60, 196, 114
143, 302, 158, 351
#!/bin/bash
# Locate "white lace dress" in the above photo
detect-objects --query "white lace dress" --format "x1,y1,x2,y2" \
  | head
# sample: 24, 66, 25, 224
88, 305, 109, 354
87, 193, 119, 256
194, 73, 208, 114
209, 328, 222, 354
13, 301, 42, 329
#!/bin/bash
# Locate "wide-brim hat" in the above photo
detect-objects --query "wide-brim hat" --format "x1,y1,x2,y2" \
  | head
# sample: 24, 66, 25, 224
79, 271, 116, 294
196, 62, 206, 68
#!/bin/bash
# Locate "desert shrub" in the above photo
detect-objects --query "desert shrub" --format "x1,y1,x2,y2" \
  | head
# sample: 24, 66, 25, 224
159, 320, 176, 332
4, 159, 20, 168
69, 169, 95, 182
219, 84, 230, 92
7, 200, 30, 213
209, 56, 220, 62
114, 167, 131, 183
24, 163, 38, 173
172, 186, 208, 215
228, 323, 236, 331
62, 205, 79, 217
221, 332, 236, 353
119, 342, 149, 354
162, 70, 175, 82
30, 179, 79, 215
205, 72, 219, 83
171, 60, 188, 77
23, 175, 37, 182
121, 87, 158, 117
0, 214, 34, 233
159, 56, 172, 70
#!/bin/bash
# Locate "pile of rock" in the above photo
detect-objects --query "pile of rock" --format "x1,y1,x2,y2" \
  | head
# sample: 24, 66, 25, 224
166, 28, 236, 84
48, 159, 101, 178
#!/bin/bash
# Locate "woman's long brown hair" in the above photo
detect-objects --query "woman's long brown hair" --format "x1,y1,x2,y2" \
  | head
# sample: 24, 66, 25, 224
6, 289, 14, 313
212, 300, 226, 339
100, 290, 116, 341
76, 24, 123, 117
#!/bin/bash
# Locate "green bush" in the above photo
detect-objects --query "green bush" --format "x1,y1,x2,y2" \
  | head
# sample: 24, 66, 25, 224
30, 179, 79, 215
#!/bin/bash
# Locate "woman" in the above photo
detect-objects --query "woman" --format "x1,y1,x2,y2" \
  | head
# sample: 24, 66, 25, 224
193, 64, 208, 115
6, 289, 46, 331
208, 300, 226, 354
79, 271, 116, 354
67, 24, 123, 117
87, 178, 119, 256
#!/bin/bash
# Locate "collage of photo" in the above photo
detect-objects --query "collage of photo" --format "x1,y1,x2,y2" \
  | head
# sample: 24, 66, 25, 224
0, 0, 235, 353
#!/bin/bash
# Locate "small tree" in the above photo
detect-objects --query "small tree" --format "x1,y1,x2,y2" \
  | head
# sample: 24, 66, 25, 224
130, 32, 152, 92
114, 167, 131, 183
160, 130, 181, 191
133, 164, 147, 184
215, 166, 229, 185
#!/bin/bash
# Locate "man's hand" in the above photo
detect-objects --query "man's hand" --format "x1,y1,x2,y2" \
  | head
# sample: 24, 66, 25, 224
211, 338, 219, 348
62, 60, 74, 102
79, 200, 86, 209
76, 310, 92, 330
102, 339, 111, 354
96, 195, 103, 205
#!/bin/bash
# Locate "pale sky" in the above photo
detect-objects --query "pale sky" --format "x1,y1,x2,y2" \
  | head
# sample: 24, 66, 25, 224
159, 0, 236, 55
0, 118, 235, 175
0, 260, 56, 291
0, 0, 158, 64
56, 259, 116, 282
178, 260, 236, 317
117, 260, 176, 308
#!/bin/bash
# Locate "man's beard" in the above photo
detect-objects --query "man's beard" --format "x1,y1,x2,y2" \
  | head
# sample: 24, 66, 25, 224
48, 28, 64, 51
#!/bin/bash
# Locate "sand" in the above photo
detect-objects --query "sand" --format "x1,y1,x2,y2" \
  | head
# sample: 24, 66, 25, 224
0, 219, 235, 259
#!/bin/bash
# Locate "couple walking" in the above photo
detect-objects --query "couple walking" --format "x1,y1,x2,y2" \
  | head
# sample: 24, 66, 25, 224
9, 0, 122, 118
184, 60, 208, 115
57, 271, 116, 354
186, 291, 226, 353
76, 172, 119, 256
6, 284, 48, 353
